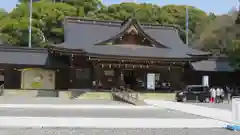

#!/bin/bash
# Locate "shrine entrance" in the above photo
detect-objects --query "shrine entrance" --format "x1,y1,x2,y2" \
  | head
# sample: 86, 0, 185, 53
123, 70, 137, 89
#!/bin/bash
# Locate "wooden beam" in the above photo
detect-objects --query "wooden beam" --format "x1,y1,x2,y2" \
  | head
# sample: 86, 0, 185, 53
95, 63, 184, 69
89, 59, 186, 66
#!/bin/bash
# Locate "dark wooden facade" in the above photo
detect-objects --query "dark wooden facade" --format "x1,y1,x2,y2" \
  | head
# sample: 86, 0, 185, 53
42, 48, 191, 91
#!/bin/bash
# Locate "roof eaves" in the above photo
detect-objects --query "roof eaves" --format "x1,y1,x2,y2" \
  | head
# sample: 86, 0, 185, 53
0, 46, 47, 53
86, 52, 194, 62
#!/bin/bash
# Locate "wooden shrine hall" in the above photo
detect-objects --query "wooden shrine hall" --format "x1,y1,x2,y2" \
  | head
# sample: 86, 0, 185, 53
0, 17, 238, 91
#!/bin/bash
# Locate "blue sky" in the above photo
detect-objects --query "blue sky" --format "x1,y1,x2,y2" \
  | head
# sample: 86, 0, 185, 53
1, 0, 239, 15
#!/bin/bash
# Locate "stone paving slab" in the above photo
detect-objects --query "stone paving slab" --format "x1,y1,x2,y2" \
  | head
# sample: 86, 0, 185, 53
0, 117, 228, 128
0, 97, 126, 105
0, 108, 206, 118
0, 128, 238, 135
188, 103, 231, 111
145, 100, 232, 123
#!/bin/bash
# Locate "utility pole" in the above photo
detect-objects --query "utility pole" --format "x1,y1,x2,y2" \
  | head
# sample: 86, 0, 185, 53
186, 5, 189, 45
236, 0, 240, 39
236, 0, 240, 24
28, 0, 32, 48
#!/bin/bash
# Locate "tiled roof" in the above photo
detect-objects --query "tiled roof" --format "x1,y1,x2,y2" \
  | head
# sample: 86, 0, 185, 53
61, 16, 210, 58
53, 43, 190, 59
0, 46, 48, 65
191, 58, 234, 72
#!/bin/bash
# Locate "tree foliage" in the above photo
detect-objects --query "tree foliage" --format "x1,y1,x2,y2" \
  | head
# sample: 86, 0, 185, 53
228, 40, 240, 70
0, 0, 240, 69
0, 9, 7, 20
0, 1, 212, 47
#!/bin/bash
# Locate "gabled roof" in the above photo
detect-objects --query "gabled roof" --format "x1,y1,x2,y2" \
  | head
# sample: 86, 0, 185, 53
54, 16, 211, 58
95, 17, 169, 48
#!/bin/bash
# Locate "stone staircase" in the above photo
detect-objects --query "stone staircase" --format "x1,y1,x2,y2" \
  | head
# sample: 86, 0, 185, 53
111, 87, 147, 105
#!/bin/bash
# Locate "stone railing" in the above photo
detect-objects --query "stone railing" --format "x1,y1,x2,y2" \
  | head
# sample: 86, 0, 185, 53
0, 84, 4, 96
111, 87, 145, 105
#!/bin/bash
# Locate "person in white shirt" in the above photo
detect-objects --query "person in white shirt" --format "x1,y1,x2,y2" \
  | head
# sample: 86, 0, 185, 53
216, 87, 221, 103
210, 87, 216, 103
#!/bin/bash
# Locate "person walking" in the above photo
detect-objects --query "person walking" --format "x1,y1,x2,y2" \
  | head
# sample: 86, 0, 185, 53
226, 86, 232, 103
209, 87, 213, 103
216, 87, 221, 104
210, 87, 216, 103
220, 87, 225, 103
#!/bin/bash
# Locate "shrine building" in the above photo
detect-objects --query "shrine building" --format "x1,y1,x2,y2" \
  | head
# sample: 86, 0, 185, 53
0, 17, 238, 91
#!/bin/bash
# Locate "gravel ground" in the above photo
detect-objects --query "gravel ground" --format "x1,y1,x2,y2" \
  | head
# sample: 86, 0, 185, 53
0, 97, 127, 105
0, 108, 206, 118
0, 128, 238, 135
188, 103, 231, 111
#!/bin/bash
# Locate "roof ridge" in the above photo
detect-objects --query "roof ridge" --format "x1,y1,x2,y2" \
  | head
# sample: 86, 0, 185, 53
65, 16, 182, 31
141, 23, 181, 30
65, 16, 122, 24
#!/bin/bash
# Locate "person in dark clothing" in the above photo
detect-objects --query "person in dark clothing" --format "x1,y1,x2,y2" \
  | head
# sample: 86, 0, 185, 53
226, 86, 232, 103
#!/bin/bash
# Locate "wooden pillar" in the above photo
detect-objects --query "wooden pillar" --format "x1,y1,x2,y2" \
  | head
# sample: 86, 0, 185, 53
119, 69, 125, 87
93, 63, 102, 89
69, 54, 74, 89
116, 68, 125, 88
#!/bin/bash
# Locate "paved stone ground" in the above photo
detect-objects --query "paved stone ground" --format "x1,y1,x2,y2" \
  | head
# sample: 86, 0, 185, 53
145, 100, 231, 122
0, 108, 206, 118
0, 97, 127, 105
0, 128, 238, 135
189, 102, 231, 111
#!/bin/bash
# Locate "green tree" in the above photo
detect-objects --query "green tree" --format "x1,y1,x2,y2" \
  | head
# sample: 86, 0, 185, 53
64, 0, 103, 15
0, 18, 45, 47
0, 9, 7, 20
2, 1, 78, 46
0, 1, 215, 48
161, 5, 209, 33
89, 3, 208, 43
193, 12, 238, 53
228, 40, 240, 70
31, 1, 78, 44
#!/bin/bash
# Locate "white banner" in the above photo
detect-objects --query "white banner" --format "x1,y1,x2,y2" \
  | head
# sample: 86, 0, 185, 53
21, 68, 55, 90
147, 73, 155, 90
202, 75, 209, 87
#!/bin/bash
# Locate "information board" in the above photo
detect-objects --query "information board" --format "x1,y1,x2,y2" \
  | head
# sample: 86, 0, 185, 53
21, 68, 55, 90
